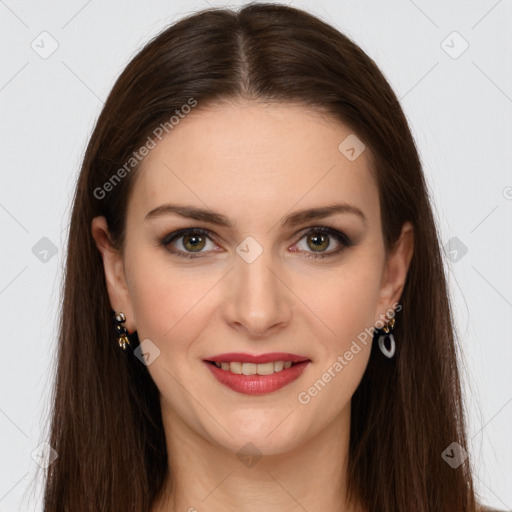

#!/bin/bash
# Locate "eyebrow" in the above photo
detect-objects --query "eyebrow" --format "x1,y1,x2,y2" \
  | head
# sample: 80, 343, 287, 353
144, 202, 367, 228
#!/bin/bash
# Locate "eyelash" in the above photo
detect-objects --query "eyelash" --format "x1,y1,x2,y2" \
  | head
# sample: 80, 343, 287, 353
159, 226, 354, 260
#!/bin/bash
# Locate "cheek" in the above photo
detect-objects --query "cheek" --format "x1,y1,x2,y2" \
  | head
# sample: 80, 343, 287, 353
332, 276, 381, 340
298, 259, 383, 350
294, 263, 381, 423
126, 250, 221, 350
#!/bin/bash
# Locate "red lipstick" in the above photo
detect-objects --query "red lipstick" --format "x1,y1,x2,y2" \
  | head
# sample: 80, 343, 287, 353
203, 352, 311, 395
205, 352, 310, 364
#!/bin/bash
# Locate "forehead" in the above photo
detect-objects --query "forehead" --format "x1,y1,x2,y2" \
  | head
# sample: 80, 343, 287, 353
129, 101, 379, 227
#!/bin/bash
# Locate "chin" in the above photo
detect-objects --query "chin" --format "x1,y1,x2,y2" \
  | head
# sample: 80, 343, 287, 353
206, 416, 306, 457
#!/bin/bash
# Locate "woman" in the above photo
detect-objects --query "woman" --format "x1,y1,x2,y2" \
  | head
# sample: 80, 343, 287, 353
39, 3, 505, 511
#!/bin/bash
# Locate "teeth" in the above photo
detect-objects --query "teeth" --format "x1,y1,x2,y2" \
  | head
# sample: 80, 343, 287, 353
229, 362, 242, 374
212, 360, 300, 375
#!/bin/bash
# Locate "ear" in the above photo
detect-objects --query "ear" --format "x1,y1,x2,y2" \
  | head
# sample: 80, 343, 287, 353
91, 216, 136, 333
374, 221, 414, 324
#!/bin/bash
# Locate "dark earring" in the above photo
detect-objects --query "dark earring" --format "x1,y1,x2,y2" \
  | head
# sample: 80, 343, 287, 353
112, 310, 131, 350
377, 315, 396, 358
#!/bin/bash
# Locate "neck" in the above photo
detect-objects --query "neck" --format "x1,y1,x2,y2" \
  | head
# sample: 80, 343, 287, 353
151, 400, 364, 512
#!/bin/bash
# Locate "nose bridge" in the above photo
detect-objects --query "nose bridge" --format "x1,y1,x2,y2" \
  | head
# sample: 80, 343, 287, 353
239, 248, 276, 299
225, 237, 291, 334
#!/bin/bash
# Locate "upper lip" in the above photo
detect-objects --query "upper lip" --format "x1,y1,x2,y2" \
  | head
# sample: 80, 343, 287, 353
204, 352, 311, 364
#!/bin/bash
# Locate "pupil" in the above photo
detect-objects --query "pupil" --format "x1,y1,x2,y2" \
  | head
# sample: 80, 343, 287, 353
309, 233, 328, 251
184, 234, 205, 251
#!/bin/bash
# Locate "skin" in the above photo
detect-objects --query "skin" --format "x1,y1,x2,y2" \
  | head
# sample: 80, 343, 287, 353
92, 101, 414, 512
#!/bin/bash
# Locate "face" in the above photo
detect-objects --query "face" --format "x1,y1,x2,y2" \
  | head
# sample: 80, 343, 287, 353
92, 101, 413, 456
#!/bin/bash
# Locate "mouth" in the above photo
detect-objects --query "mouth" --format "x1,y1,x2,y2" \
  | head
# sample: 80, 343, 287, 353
204, 359, 307, 375
202, 355, 311, 395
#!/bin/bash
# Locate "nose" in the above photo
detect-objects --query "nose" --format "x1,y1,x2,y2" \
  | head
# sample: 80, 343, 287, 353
222, 247, 292, 338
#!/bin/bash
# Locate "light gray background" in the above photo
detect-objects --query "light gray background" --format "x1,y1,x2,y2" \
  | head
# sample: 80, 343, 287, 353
1, 1, 511, 510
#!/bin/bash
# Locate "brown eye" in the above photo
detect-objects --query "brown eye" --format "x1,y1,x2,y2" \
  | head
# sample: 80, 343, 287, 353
293, 227, 354, 260
160, 228, 216, 259
306, 232, 330, 252
182, 233, 206, 252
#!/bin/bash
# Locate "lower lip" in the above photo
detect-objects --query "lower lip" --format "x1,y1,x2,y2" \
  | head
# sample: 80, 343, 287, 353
203, 361, 311, 395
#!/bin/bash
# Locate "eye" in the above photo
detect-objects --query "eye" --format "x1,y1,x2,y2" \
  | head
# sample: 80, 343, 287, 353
160, 228, 217, 259
159, 226, 354, 260
292, 226, 353, 259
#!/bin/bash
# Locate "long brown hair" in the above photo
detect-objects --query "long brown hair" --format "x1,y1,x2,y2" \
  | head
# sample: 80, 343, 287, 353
38, 3, 479, 511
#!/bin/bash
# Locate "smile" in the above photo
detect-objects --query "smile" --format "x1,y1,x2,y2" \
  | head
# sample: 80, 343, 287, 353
207, 360, 296, 374
203, 359, 311, 395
